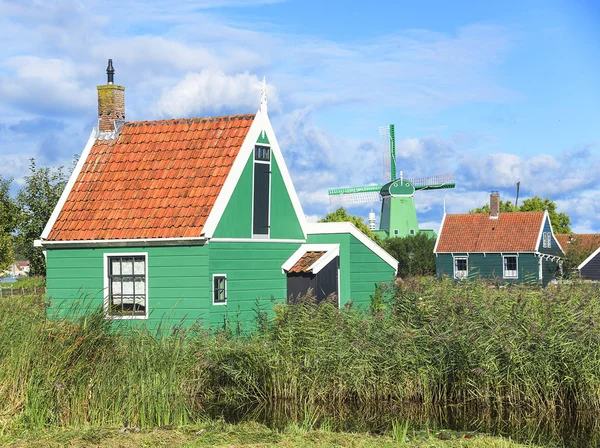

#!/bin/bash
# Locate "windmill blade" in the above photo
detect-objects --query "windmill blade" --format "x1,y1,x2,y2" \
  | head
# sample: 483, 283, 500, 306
379, 125, 392, 182
328, 185, 382, 206
408, 173, 456, 190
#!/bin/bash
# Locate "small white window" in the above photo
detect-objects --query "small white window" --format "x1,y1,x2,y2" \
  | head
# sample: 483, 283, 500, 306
542, 232, 551, 248
393, 229, 399, 236
213, 274, 227, 305
454, 257, 468, 280
503, 255, 518, 279
409, 229, 415, 235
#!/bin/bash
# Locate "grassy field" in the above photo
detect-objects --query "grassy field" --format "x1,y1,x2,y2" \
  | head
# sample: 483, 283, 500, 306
1, 421, 537, 447
0, 277, 599, 445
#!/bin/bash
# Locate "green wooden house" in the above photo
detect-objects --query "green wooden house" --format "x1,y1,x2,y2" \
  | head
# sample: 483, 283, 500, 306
434, 194, 563, 286
36, 62, 397, 328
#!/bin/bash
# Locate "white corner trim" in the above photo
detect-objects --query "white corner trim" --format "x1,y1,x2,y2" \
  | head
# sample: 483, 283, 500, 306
534, 210, 547, 251
41, 128, 98, 240
281, 243, 339, 274
433, 213, 446, 254
201, 112, 262, 238
103, 252, 149, 320
578, 246, 600, 271
306, 222, 398, 273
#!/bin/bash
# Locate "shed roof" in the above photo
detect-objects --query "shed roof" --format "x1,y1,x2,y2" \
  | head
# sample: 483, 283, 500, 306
435, 212, 546, 253
47, 114, 255, 241
288, 251, 327, 273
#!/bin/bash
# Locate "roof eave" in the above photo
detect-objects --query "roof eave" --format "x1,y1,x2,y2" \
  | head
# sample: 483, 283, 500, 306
35, 236, 208, 249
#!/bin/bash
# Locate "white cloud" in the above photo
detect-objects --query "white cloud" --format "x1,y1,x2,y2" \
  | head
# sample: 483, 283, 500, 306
155, 69, 278, 117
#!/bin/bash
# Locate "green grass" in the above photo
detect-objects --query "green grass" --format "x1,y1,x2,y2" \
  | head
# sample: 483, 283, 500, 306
0, 421, 537, 447
0, 278, 599, 445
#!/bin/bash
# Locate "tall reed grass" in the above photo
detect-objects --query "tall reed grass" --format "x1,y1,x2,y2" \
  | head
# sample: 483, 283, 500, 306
1, 278, 599, 431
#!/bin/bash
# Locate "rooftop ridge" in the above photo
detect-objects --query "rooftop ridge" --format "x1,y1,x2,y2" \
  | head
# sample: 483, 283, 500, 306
123, 114, 255, 128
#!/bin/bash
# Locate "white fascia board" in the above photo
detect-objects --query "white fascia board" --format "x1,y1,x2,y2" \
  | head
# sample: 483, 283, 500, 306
259, 110, 308, 239
40, 128, 98, 239
309, 245, 340, 274
212, 238, 305, 243
577, 246, 600, 271
38, 236, 207, 249
281, 243, 339, 274
433, 213, 446, 254
201, 112, 263, 239
534, 210, 547, 251
306, 222, 398, 273
548, 211, 565, 254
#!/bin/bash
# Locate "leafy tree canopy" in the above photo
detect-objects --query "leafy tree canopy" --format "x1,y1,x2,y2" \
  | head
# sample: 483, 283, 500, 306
383, 233, 436, 277
16, 159, 72, 276
469, 196, 571, 234
319, 208, 383, 246
0, 177, 18, 272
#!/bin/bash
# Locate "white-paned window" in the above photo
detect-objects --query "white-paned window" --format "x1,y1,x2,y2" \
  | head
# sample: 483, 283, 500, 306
454, 257, 468, 280
106, 255, 147, 318
213, 274, 227, 305
542, 232, 551, 248
503, 255, 518, 279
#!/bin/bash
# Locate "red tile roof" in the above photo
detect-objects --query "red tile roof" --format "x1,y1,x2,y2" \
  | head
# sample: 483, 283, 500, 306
288, 251, 326, 273
436, 212, 545, 253
47, 114, 255, 241
556, 234, 600, 252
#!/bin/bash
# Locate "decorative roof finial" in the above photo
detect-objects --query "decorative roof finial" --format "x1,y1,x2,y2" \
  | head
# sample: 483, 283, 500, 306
107, 59, 115, 85
260, 76, 267, 114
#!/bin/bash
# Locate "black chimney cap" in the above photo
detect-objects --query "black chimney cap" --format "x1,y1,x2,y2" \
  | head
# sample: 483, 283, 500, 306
106, 59, 115, 84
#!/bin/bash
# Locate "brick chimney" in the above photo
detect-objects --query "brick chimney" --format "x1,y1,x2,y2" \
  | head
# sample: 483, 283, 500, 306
97, 59, 125, 133
489, 191, 500, 219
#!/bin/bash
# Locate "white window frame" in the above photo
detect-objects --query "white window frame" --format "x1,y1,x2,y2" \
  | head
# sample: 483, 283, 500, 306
212, 274, 228, 305
542, 232, 551, 248
453, 256, 468, 280
503, 255, 518, 279
251, 143, 271, 239
103, 252, 148, 320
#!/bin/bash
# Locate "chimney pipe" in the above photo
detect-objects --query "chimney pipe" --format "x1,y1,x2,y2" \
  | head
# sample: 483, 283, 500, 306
490, 191, 500, 219
106, 59, 115, 84
97, 59, 125, 133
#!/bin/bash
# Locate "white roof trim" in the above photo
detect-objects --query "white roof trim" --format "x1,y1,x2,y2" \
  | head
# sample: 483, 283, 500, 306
578, 246, 600, 271
433, 212, 446, 254
282, 244, 339, 274
35, 236, 207, 249
202, 109, 307, 239
306, 222, 398, 273
40, 127, 98, 240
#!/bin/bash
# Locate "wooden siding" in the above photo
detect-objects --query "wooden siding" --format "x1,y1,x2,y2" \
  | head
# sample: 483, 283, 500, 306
212, 151, 304, 240
46, 245, 210, 327
207, 241, 299, 328
580, 251, 600, 281
436, 253, 540, 284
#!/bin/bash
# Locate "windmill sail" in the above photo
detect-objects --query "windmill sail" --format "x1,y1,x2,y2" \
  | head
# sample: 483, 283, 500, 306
380, 126, 392, 182
328, 185, 382, 206
407, 173, 455, 190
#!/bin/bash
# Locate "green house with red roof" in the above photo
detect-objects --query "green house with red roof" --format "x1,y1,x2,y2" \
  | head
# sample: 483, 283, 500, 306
434, 193, 564, 286
36, 61, 397, 329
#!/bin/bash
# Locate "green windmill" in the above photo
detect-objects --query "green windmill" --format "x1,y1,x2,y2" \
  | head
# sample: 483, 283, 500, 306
328, 125, 455, 239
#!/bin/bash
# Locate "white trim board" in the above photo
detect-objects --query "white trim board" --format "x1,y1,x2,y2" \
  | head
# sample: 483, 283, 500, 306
433, 212, 446, 254
282, 244, 339, 274
41, 128, 98, 240
36, 236, 207, 248
306, 222, 398, 273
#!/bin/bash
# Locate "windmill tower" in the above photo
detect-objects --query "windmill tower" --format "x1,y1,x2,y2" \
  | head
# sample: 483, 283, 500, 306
328, 125, 455, 239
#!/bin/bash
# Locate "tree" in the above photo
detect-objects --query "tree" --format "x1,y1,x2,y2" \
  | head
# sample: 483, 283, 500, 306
0, 177, 18, 273
383, 233, 436, 277
319, 208, 383, 246
16, 159, 71, 276
469, 196, 571, 234
561, 235, 600, 278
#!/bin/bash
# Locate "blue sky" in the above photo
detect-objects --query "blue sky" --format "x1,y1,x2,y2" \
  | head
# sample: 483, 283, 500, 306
0, 0, 598, 232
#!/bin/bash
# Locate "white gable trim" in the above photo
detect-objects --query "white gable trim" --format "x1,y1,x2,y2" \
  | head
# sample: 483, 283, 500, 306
202, 109, 307, 239
306, 222, 398, 273
578, 246, 600, 271
40, 128, 98, 240
534, 210, 565, 255
282, 244, 339, 274
433, 213, 446, 254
